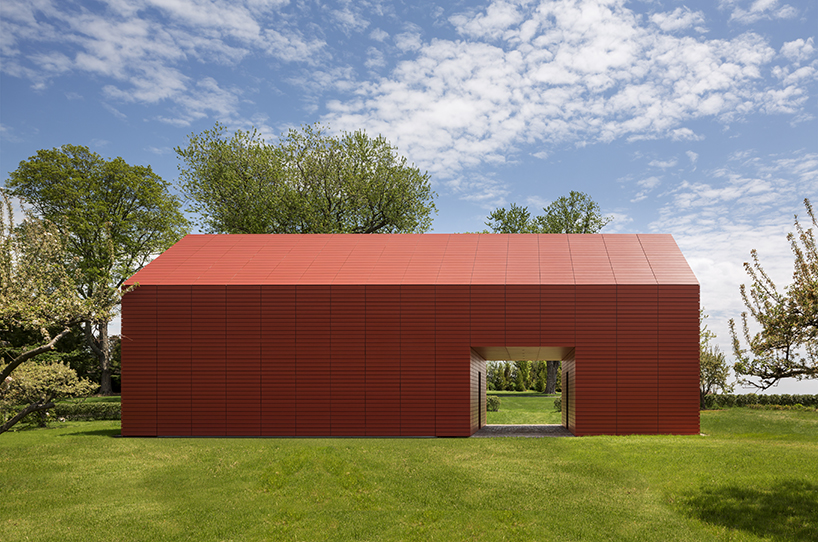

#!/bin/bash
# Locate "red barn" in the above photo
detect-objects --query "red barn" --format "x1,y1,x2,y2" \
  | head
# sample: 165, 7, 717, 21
121, 233, 699, 437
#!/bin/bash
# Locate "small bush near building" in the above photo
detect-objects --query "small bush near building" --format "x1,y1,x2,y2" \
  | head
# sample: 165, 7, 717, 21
486, 395, 501, 412
52, 401, 121, 421
554, 397, 562, 412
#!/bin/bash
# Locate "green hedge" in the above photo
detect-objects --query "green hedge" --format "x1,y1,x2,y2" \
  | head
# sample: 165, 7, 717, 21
52, 401, 121, 421
705, 394, 818, 409
486, 395, 501, 412
553, 397, 561, 412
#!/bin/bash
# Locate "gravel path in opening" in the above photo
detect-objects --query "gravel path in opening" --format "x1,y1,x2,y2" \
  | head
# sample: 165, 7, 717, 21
471, 424, 574, 438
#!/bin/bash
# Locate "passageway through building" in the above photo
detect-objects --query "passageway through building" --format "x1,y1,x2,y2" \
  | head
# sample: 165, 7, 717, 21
472, 346, 575, 432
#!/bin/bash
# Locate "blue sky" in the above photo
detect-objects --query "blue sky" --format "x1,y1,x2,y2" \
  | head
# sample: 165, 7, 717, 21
2, 0, 816, 393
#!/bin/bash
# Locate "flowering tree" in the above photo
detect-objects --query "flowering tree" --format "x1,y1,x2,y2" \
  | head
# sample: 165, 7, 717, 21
730, 198, 817, 390
0, 190, 99, 433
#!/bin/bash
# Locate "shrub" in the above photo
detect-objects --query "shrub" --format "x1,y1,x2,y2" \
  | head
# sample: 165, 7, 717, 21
1, 362, 97, 430
710, 394, 818, 408
554, 397, 562, 412
796, 395, 818, 407
52, 401, 121, 421
486, 395, 500, 412
716, 394, 736, 408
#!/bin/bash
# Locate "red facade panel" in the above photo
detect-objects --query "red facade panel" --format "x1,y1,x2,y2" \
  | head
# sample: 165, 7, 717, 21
157, 286, 191, 436
616, 285, 658, 435
541, 285, 576, 345
331, 286, 367, 436
569, 236, 615, 284
400, 285, 436, 436
472, 235, 507, 284
226, 285, 261, 436
435, 285, 470, 436
296, 286, 331, 436
121, 285, 157, 436
574, 285, 617, 435
470, 285, 505, 346
538, 235, 574, 284
505, 284, 540, 345
657, 285, 700, 434
366, 285, 401, 436
192, 286, 226, 436
506, 235, 540, 284
261, 285, 296, 436
437, 234, 478, 285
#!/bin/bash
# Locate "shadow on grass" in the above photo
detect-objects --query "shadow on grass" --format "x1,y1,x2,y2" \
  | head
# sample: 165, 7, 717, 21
58, 428, 122, 438
683, 479, 818, 541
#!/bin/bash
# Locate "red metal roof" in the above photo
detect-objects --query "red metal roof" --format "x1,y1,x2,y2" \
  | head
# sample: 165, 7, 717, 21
125, 234, 698, 286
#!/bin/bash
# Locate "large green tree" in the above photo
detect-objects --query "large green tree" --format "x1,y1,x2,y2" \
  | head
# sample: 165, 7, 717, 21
730, 198, 817, 390
1, 190, 97, 433
486, 191, 611, 392
6, 145, 188, 395
485, 191, 613, 234
176, 123, 437, 234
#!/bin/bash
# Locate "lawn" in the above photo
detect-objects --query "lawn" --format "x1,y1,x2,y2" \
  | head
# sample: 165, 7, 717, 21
486, 391, 562, 424
1, 400, 816, 542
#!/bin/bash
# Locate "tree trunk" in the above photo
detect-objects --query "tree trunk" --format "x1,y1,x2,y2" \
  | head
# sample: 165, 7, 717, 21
84, 320, 113, 395
0, 400, 55, 435
0, 327, 73, 383
545, 360, 560, 395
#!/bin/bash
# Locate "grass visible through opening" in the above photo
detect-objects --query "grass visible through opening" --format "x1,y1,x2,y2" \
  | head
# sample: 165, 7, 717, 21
486, 391, 562, 425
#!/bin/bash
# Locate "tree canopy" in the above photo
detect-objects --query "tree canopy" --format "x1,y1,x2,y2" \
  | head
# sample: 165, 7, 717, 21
485, 191, 612, 234
730, 198, 818, 390
6, 145, 188, 394
1, 190, 98, 433
176, 123, 437, 234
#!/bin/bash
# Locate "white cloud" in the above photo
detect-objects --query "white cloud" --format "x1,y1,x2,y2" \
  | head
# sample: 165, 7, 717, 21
721, 0, 798, 24
650, 7, 706, 33
686, 151, 699, 164
601, 211, 633, 233
158, 77, 244, 126
649, 159, 677, 168
0, 0, 324, 122
331, 7, 370, 35
450, 0, 525, 40
525, 195, 551, 210
365, 47, 387, 70
780, 38, 815, 63
648, 151, 818, 362
369, 28, 389, 42
394, 31, 422, 52
631, 176, 662, 202
324, 0, 809, 193
0, 123, 24, 143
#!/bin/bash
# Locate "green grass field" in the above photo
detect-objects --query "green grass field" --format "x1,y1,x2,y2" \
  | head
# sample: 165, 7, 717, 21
1, 398, 816, 542
487, 391, 562, 424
